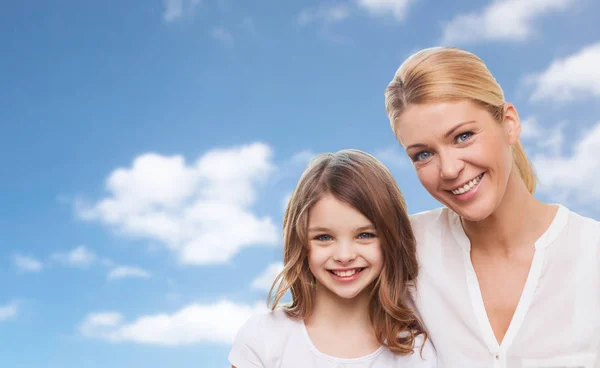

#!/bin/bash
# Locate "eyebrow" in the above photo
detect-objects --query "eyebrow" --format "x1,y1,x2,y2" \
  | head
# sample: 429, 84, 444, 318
307, 225, 376, 232
444, 120, 476, 139
405, 120, 476, 150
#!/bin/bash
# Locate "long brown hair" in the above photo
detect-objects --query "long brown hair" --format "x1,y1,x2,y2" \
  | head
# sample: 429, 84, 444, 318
268, 149, 426, 355
385, 46, 536, 193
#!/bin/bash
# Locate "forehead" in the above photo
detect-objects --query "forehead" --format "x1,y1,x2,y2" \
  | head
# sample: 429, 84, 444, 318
395, 100, 488, 146
308, 195, 371, 227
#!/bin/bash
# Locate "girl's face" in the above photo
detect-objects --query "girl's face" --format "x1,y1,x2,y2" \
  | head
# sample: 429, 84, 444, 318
307, 194, 383, 300
395, 99, 521, 221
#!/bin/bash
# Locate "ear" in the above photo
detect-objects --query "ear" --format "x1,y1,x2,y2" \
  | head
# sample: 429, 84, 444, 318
503, 103, 521, 145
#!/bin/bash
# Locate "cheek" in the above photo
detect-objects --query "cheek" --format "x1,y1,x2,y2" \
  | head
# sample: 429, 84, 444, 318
484, 139, 512, 173
307, 248, 327, 268
416, 166, 440, 191
370, 243, 384, 270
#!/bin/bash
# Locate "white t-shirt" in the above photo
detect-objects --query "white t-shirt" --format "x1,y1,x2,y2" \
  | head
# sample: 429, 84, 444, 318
409, 205, 600, 368
229, 309, 438, 368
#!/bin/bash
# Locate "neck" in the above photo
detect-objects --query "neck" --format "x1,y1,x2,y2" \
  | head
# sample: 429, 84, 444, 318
306, 284, 373, 331
461, 166, 554, 255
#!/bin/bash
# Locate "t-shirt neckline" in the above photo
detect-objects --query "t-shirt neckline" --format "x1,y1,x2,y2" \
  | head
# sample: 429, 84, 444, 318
299, 320, 386, 363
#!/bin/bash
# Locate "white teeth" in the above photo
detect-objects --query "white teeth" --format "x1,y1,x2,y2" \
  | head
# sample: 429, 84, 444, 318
332, 269, 360, 277
452, 174, 483, 195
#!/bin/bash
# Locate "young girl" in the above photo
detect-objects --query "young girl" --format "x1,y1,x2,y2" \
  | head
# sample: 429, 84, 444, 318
229, 149, 437, 368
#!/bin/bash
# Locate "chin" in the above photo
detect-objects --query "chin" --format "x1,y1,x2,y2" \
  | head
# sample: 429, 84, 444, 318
438, 194, 496, 222
454, 208, 492, 222
319, 280, 372, 300
326, 285, 364, 300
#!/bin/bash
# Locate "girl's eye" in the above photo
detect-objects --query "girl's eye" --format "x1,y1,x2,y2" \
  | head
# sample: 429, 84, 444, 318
357, 232, 376, 239
456, 132, 473, 143
412, 151, 432, 162
315, 234, 333, 241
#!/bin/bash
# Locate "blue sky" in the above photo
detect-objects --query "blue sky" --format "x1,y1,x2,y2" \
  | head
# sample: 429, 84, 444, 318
1, 0, 600, 367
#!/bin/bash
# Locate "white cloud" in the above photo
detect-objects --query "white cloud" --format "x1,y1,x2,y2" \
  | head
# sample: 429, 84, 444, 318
212, 27, 234, 46
79, 312, 124, 338
298, 0, 415, 28
252, 262, 284, 291
527, 42, 600, 102
535, 122, 565, 155
356, 0, 415, 21
441, 0, 576, 45
374, 146, 409, 168
13, 255, 42, 273
0, 302, 18, 321
533, 121, 600, 202
52, 246, 96, 268
107, 266, 151, 281
76, 143, 278, 265
519, 116, 565, 156
163, 0, 201, 22
520, 116, 543, 139
297, 4, 351, 26
164, 0, 184, 22
291, 150, 317, 165
281, 192, 292, 211
79, 300, 267, 345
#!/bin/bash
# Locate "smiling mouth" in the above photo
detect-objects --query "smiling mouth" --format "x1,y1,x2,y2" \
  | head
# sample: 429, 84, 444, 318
328, 268, 365, 277
450, 173, 484, 195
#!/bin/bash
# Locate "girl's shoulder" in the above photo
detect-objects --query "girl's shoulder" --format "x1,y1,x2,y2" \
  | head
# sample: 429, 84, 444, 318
229, 308, 300, 367
236, 307, 298, 337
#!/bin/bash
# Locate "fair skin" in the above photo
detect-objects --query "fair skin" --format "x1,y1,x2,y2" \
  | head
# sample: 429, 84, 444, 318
232, 194, 385, 367
304, 194, 383, 358
396, 99, 557, 344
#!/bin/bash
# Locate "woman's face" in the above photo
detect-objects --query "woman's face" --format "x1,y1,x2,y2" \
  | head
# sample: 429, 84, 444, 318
395, 99, 521, 221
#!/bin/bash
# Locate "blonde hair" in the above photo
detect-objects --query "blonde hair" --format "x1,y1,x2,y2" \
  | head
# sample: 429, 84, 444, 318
269, 149, 427, 355
384, 46, 536, 194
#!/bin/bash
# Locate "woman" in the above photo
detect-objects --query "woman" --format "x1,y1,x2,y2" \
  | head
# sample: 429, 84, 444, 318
384, 46, 600, 367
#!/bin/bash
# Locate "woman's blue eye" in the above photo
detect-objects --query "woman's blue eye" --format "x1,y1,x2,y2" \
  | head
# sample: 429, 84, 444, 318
413, 151, 431, 162
315, 234, 332, 241
456, 132, 473, 143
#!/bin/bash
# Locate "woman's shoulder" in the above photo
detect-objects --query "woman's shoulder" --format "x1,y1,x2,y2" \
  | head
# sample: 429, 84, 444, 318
415, 334, 438, 366
557, 205, 600, 250
386, 333, 438, 367
548, 205, 600, 245
409, 207, 448, 227
561, 205, 600, 228
416, 335, 439, 367
408, 207, 453, 241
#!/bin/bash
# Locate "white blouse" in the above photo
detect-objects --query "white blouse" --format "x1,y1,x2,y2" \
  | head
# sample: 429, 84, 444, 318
409, 205, 600, 368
